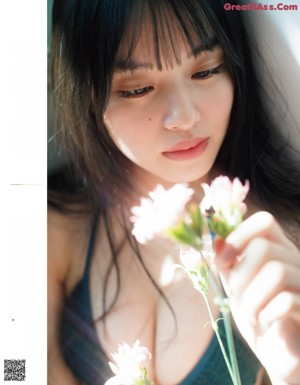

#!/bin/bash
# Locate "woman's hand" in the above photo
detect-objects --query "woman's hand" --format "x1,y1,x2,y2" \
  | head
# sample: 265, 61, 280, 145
215, 211, 300, 385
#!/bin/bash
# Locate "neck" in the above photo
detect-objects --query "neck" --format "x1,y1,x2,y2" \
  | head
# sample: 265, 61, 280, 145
122, 165, 222, 208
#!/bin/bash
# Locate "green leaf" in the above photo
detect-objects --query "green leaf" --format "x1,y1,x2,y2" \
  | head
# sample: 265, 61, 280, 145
199, 264, 208, 278
207, 216, 233, 239
187, 203, 205, 237
166, 221, 197, 246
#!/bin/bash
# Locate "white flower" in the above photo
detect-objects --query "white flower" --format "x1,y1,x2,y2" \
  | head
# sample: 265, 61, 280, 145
200, 234, 215, 263
131, 184, 194, 243
201, 176, 249, 227
180, 246, 203, 271
105, 340, 152, 385
180, 244, 212, 296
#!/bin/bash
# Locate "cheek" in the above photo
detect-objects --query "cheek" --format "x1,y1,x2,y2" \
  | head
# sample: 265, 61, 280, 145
104, 104, 155, 161
213, 76, 234, 108
219, 78, 234, 116
205, 78, 234, 133
105, 104, 137, 140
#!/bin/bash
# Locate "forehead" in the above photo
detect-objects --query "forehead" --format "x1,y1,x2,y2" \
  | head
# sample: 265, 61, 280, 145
114, 2, 217, 71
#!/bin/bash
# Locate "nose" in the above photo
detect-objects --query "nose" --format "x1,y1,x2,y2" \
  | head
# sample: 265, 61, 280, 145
163, 85, 201, 131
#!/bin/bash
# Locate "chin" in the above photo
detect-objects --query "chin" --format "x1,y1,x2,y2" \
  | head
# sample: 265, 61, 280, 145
133, 162, 214, 190
164, 166, 213, 185
159, 173, 208, 186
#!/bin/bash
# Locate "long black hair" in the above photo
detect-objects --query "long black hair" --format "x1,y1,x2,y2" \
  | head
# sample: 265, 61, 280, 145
49, 0, 300, 224
48, 0, 300, 357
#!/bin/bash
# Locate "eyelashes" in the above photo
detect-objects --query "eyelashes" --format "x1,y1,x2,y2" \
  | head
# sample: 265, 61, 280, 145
192, 64, 223, 80
119, 86, 154, 99
118, 64, 224, 99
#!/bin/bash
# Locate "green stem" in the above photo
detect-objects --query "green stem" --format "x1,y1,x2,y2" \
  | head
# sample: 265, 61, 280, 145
206, 268, 241, 385
203, 295, 236, 385
222, 310, 241, 385
207, 268, 223, 299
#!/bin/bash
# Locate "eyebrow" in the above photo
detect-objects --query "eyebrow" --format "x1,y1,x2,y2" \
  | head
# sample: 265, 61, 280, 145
114, 36, 220, 73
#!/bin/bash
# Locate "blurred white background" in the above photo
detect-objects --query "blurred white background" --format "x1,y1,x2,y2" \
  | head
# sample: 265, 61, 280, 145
0, 1, 46, 384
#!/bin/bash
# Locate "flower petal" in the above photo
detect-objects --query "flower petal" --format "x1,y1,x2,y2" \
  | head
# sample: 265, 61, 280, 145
130, 184, 194, 244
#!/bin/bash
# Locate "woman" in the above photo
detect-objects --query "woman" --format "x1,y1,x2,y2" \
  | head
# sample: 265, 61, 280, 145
48, 1, 300, 384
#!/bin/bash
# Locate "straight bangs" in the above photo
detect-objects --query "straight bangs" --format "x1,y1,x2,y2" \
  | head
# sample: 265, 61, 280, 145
52, 0, 243, 111
114, 0, 219, 72
50, 0, 248, 207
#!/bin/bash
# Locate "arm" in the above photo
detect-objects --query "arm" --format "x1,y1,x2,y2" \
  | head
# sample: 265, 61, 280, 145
48, 210, 88, 385
48, 275, 83, 385
215, 212, 300, 385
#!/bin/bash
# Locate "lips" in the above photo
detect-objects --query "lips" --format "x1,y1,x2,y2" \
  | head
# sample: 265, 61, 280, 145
163, 137, 209, 161
165, 137, 207, 152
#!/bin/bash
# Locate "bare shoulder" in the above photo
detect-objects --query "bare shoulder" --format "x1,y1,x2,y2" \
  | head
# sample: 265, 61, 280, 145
48, 208, 93, 385
48, 207, 94, 294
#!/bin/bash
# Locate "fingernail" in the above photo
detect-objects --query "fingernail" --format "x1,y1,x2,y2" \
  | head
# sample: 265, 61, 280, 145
220, 243, 236, 262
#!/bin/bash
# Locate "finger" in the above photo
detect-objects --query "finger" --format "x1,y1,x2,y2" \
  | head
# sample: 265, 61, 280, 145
227, 238, 299, 293
235, 261, 300, 320
228, 211, 293, 247
258, 291, 300, 331
217, 211, 297, 267
255, 318, 300, 384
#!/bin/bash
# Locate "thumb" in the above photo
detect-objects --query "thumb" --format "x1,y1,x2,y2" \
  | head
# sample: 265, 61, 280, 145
214, 235, 225, 255
213, 235, 239, 294
214, 235, 237, 271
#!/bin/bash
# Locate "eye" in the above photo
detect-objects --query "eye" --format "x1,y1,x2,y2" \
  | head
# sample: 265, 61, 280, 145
119, 86, 154, 99
192, 64, 224, 80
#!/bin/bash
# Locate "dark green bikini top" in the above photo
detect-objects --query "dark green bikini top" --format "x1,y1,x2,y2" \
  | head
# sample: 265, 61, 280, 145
60, 214, 262, 385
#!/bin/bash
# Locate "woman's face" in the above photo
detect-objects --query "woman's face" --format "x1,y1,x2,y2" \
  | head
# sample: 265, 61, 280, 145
104, 33, 234, 188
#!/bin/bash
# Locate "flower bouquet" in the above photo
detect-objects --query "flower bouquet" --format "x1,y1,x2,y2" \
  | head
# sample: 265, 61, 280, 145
106, 176, 250, 385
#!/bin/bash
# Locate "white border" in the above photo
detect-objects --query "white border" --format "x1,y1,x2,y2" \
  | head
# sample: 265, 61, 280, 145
0, 1, 47, 383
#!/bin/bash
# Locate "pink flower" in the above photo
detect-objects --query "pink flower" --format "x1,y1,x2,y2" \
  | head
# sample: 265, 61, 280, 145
105, 340, 152, 385
131, 184, 194, 243
201, 176, 249, 229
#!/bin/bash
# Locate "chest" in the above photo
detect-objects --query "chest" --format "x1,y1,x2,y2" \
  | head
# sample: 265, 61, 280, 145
88, 241, 220, 385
